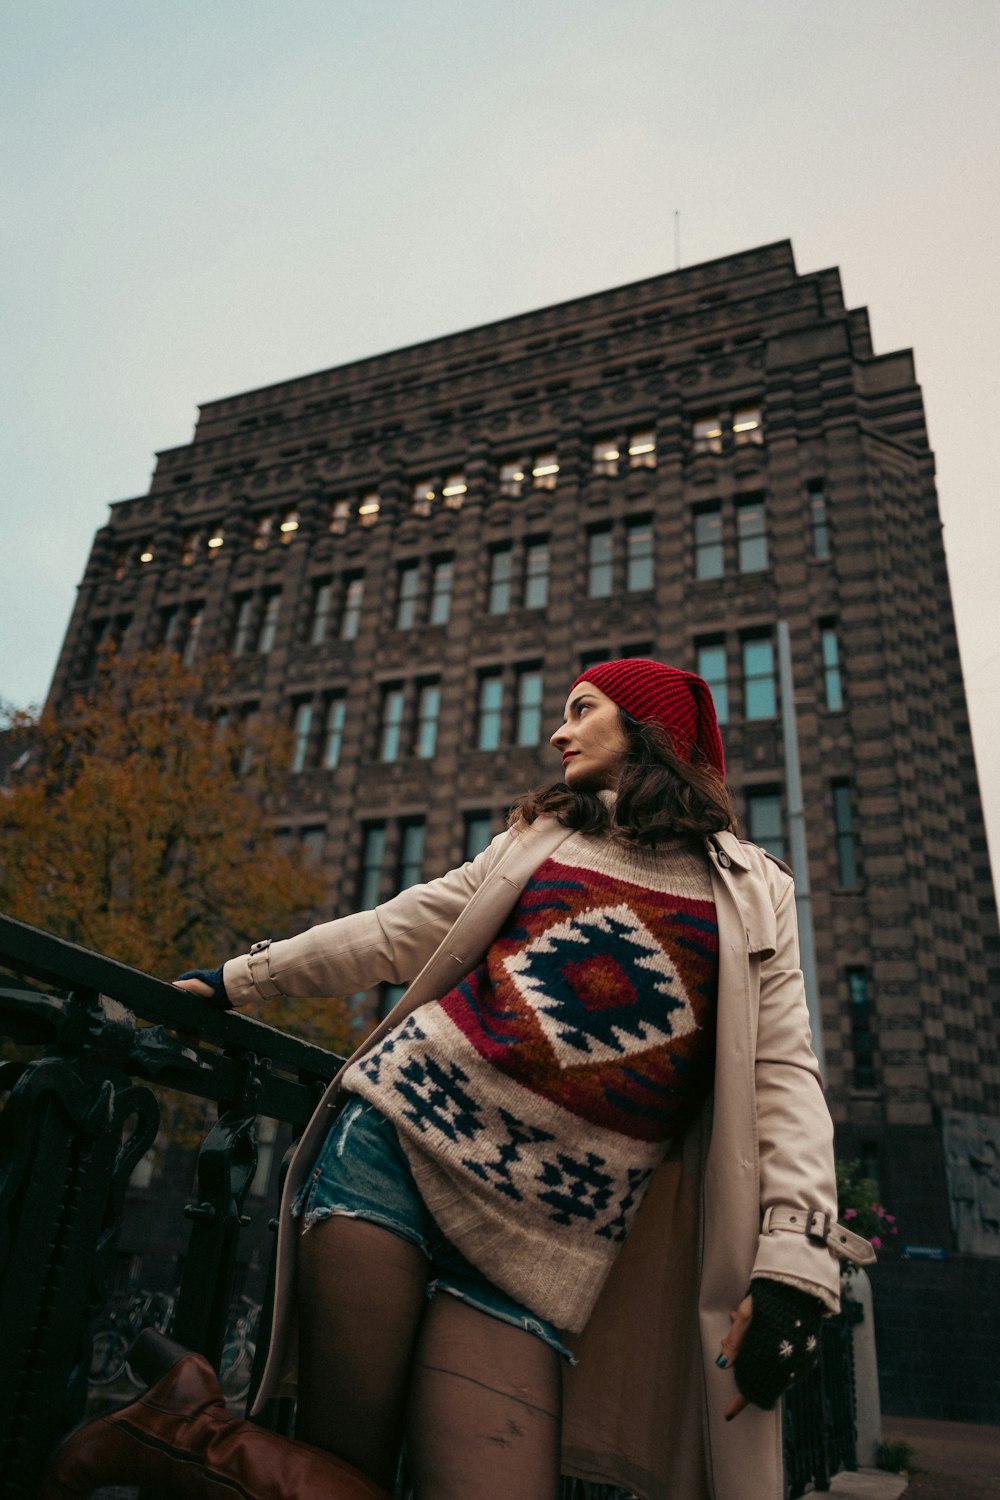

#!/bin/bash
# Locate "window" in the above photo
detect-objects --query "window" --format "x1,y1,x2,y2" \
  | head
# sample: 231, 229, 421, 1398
208, 525, 224, 554
626, 517, 654, 592
139, 542, 154, 565
628, 428, 656, 469
523, 541, 550, 609
736, 496, 768, 573
279, 509, 299, 543
743, 637, 776, 720
579, 647, 612, 671
232, 596, 254, 656
112, 546, 129, 580
821, 625, 843, 711
442, 472, 467, 509
429, 556, 453, 626
587, 527, 613, 598
257, 591, 280, 654
181, 530, 201, 566
696, 642, 728, 724
379, 685, 405, 763
329, 498, 351, 535
411, 478, 435, 516
181, 605, 203, 667
694, 507, 724, 580
531, 451, 559, 490
300, 826, 325, 864
159, 607, 181, 651
746, 791, 785, 861
291, 702, 313, 772
832, 781, 859, 885
809, 480, 830, 560
321, 695, 345, 769
359, 824, 386, 908
396, 563, 420, 630
692, 414, 723, 455
847, 968, 876, 1089
252, 515, 273, 551
340, 575, 364, 641
515, 668, 543, 746
477, 673, 503, 750
358, 490, 380, 527
488, 547, 513, 614
464, 812, 492, 860
499, 458, 526, 499
397, 822, 425, 892
308, 580, 334, 646
733, 404, 764, 446
415, 680, 441, 759
591, 437, 620, 477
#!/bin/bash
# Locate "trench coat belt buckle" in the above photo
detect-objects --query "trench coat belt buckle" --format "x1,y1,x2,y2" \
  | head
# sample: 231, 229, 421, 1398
248, 938, 282, 1000
761, 1206, 877, 1265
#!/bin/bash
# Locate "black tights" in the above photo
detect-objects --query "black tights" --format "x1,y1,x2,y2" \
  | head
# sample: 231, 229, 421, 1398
295, 1217, 562, 1499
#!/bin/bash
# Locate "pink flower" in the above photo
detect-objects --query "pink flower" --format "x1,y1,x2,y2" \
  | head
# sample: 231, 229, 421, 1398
871, 1236, 882, 1249
870, 1202, 879, 1212
885, 1214, 896, 1223
843, 1208, 858, 1219
877, 1205, 886, 1217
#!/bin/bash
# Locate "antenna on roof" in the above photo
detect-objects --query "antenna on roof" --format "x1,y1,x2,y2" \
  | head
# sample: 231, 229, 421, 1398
674, 211, 681, 271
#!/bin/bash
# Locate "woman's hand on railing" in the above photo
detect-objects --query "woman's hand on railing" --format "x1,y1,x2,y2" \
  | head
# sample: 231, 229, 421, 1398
173, 966, 232, 1009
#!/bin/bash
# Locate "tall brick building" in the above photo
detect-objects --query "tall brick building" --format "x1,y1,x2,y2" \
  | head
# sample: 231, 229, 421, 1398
50, 241, 1000, 1408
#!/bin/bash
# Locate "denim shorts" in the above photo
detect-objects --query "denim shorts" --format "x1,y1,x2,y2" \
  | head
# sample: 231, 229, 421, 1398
291, 1095, 573, 1362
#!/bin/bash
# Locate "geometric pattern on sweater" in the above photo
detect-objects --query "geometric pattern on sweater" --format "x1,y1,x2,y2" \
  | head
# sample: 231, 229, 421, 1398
343, 832, 718, 1331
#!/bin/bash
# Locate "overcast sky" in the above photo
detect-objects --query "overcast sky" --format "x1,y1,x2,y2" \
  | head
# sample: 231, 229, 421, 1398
3, 0, 999, 877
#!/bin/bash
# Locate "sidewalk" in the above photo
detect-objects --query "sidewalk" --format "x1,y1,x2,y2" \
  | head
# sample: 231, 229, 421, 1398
881, 1416, 1000, 1499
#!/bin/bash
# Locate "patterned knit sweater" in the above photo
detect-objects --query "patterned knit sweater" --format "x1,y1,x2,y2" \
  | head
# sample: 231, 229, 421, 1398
342, 829, 719, 1331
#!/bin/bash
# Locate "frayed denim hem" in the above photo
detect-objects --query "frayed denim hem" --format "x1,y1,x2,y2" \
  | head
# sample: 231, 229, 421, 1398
428, 1281, 576, 1364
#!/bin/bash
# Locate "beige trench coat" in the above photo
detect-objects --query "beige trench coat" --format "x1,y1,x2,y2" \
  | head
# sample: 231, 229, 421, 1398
226, 818, 872, 1500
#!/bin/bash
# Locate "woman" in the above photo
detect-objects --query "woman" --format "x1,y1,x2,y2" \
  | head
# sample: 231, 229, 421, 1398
46, 659, 873, 1500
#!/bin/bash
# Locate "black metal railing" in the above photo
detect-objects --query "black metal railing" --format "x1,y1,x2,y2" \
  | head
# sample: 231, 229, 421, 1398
0, 911, 343, 1500
0, 912, 860, 1500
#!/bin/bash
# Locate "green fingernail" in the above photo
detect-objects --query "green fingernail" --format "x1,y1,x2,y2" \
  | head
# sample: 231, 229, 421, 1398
716, 1354, 728, 1368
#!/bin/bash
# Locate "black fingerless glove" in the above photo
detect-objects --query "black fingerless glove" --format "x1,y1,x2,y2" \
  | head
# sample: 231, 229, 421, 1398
176, 965, 232, 1011
733, 1278, 824, 1409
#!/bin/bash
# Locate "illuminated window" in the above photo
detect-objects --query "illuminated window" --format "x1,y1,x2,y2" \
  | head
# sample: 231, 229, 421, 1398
743, 637, 776, 720
415, 680, 441, 758
252, 516, 273, 551
625, 517, 654, 592
532, 452, 559, 490
694, 506, 724, 580
499, 458, 526, 498
488, 547, 513, 614
477, 673, 504, 750
429, 556, 453, 626
329, 498, 351, 535
523, 540, 549, 609
359, 824, 386, 908
411, 478, 435, 516
821, 625, 843, 711
396, 563, 420, 630
746, 791, 785, 861
379, 685, 405, 763
588, 527, 613, 598
279, 509, 300, 542
256, 591, 281, 654
139, 542, 154, 564
442, 472, 467, 509
340, 575, 364, 641
309, 580, 334, 645
628, 428, 657, 469
231, 596, 254, 656
591, 437, 620, 477
207, 525, 225, 552
398, 821, 426, 892
291, 702, 313, 772
696, 642, 728, 724
321, 695, 346, 769
358, 490, 380, 527
736, 496, 768, 573
808, 480, 830, 559
515, 668, 543, 746
733, 404, 764, 446
692, 414, 723, 455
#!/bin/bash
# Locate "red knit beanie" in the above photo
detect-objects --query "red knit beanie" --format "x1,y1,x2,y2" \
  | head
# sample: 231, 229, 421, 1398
571, 658, 726, 777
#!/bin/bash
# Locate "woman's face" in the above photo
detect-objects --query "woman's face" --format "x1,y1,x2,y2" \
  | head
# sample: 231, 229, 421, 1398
550, 683, 628, 790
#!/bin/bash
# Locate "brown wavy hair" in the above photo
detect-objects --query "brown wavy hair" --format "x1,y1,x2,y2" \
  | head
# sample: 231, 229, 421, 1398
508, 709, 736, 848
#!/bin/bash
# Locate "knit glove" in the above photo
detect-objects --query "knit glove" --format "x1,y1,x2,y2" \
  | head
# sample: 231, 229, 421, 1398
175, 965, 232, 1011
733, 1278, 824, 1409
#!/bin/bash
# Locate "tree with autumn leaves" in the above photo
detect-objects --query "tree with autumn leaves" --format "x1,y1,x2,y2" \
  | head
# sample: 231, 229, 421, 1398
0, 648, 359, 1059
